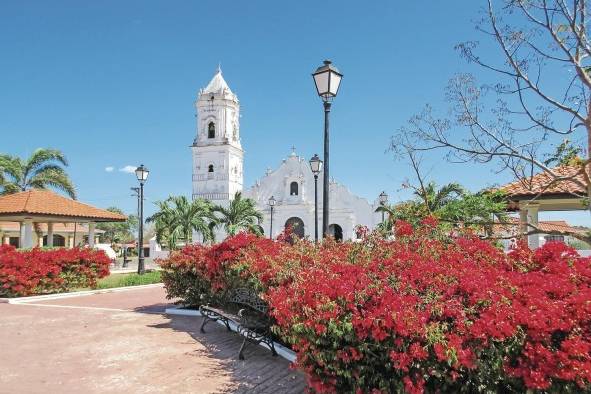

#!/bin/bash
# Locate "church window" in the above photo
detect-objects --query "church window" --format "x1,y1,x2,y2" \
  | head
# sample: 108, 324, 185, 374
290, 181, 299, 196
208, 164, 214, 173
208, 122, 215, 139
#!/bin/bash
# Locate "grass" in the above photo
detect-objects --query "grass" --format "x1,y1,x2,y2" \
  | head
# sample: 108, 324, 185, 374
95, 270, 162, 290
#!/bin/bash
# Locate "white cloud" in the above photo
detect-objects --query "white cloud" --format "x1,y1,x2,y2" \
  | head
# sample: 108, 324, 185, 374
119, 165, 137, 174
105, 166, 114, 172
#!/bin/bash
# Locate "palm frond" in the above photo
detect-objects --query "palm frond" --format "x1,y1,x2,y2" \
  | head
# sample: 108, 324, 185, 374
28, 168, 76, 199
26, 148, 69, 173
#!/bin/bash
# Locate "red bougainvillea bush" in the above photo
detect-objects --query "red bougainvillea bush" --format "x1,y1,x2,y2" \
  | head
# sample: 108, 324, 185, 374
158, 232, 282, 307
158, 221, 591, 393
0, 245, 111, 297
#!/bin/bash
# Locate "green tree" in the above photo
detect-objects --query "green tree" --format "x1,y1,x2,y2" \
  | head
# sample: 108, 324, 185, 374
212, 192, 263, 236
96, 207, 138, 244
413, 181, 464, 214
390, 0, 591, 238
146, 196, 215, 250
375, 178, 464, 232
376, 200, 424, 234
377, 189, 508, 238
0, 148, 76, 198
437, 190, 508, 236
543, 139, 583, 167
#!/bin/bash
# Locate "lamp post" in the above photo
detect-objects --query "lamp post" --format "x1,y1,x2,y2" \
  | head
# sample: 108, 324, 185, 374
309, 154, 323, 242
379, 191, 389, 224
312, 60, 343, 238
128, 187, 140, 268
135, 164, 149, 275
268, 196, 276, 239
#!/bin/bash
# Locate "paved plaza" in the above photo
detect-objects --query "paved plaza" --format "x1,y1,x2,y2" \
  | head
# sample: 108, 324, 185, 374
0, 286, 304, 393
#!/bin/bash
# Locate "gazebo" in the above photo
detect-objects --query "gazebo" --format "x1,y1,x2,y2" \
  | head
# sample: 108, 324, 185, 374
500, 165, 588, 248
0, 189, 126, 249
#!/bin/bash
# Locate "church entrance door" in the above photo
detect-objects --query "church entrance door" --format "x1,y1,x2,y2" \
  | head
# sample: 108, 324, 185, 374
285, 217, 305, 239
328, 224, 343, 242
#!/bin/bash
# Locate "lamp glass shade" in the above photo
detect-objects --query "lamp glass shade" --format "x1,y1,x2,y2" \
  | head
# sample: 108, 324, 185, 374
329, 73, 342, 96
268, 196, 276, 207
313, 71, 329, 97
309, 154, 323, 175
379, 191, 388, 204
312, 60, 343, 100
135, 164, 149, 182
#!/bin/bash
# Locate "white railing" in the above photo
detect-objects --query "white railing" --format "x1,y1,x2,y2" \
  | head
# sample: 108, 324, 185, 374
193, 193, 229, 201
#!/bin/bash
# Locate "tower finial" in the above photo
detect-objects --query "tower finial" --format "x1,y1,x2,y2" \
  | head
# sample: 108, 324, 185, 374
216, 62, 222, 74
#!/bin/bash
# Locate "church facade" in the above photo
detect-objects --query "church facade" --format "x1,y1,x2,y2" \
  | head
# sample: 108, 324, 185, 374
192, 68, 381, 241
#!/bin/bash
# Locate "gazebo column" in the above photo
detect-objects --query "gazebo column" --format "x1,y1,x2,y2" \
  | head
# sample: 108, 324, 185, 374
519, 208, 528, 239
526, 203, 540, 249
47, 223, 54, 247
88, 222, 96, 248
23, 219, 34, 249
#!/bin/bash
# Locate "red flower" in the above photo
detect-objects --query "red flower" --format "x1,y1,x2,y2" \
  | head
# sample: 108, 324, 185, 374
158, 225, 591, 393
0, 245, 110, 297
394, 220, 414, 237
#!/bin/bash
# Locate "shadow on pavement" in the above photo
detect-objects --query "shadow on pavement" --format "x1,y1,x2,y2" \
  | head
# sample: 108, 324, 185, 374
145, 313, 305, 394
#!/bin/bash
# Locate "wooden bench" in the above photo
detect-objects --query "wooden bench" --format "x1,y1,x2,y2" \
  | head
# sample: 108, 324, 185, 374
199, 288, 278, 360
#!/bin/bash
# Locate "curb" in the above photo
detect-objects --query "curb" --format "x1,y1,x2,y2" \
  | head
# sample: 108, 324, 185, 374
7, 283, 164, 304
165, 305, 297, 363
110, 268, 162, 274
165, 306, 201, 316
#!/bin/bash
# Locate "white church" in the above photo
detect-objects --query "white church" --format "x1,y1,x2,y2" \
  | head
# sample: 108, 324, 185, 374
191, 68, 382, 241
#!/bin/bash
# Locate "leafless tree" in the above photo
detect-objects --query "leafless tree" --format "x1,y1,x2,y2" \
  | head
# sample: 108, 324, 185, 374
393, 0, 591, 206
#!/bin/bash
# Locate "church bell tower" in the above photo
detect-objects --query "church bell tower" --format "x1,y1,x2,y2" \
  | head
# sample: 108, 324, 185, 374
191, 67, 244, 207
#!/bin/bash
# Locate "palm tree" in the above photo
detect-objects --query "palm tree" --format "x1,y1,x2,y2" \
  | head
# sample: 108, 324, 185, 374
375, 201, 424, 234
212, 192, 263, 236
375, 182, 464, 235
414, 182, 464, 214
0, 148, 76, 198
146, 196, 215, 250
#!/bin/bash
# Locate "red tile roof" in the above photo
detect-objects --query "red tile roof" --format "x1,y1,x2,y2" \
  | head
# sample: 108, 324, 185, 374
500, 165, 587, 198
0, 190, 126, 222
493, 218, 585, 236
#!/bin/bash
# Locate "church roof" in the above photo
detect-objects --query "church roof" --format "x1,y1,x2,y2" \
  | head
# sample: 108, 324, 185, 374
203, 67, 232, 95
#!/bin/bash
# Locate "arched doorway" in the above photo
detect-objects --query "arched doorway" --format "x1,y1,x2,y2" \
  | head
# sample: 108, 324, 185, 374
43, 234, 65, 247
328, 224, 343, 242
285, 217, 305, 239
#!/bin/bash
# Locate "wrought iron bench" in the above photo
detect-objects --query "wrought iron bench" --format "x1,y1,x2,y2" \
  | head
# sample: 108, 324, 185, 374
199, 288, 278, 360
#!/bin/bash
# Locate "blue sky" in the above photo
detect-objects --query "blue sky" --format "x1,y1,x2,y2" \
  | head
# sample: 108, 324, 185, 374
1, 1, 589, 225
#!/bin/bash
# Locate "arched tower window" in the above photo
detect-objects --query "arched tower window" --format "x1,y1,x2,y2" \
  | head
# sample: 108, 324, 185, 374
290, 182, 299, 196
208, 164, 214, 173
208, 122, 215, 139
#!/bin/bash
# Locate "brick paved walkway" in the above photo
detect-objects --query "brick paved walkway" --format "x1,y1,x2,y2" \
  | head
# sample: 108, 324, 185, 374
0, 285, 305, 393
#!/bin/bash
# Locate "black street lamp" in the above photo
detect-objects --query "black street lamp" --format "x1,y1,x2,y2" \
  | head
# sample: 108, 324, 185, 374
135, 164, 149, 275
268, 195, 276, 239
309, 154, 323, 242
312, 60, 343, 239
379, 191, 389, 223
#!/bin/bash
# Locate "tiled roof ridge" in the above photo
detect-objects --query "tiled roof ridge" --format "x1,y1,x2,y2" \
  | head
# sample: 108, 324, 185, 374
23, 189, 33, 213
